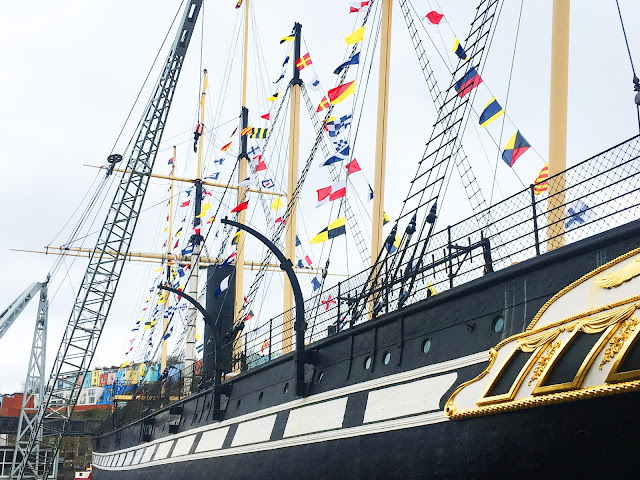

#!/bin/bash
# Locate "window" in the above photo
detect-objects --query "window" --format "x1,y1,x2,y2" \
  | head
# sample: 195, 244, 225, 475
382, 351, 391, 365
492, 316, 505, 333
421, 338, 432, 354
364, 356, 372, 370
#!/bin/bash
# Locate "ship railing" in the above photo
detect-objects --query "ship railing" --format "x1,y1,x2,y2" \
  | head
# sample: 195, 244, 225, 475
236, 135, 640, 367
96, 135, 640, 432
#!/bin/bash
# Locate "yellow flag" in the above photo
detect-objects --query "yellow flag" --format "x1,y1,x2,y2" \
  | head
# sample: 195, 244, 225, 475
196, 331, 201, 341
158, 294, 166, 304
196, 202, 211, 218
271, 197, 284, 210
155, 266, 162, 272
345, 26, 365, 45
121, 360, 129, 368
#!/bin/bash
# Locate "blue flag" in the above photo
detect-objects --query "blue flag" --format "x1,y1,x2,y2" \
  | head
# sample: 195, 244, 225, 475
321, 144, 350, 167
311, 277, 321, 291
296, 235, 302, 246
333, 52, 360, 75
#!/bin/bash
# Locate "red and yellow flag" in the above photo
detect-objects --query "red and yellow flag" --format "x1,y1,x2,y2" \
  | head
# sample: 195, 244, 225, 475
533, 163, 549, 195
316, 96, 330, 112
328, 80, 356, 105
241, 127, 253, 136
221, 141, 232, 152
296, 53, 312, 71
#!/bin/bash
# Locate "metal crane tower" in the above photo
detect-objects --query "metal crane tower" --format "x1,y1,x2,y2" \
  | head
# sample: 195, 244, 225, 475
14, 2, 202, 478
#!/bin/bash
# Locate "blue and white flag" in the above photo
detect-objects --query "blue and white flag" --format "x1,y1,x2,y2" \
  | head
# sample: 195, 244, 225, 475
311, 276, 322, 291
214, 274, 231, 298
321, 144, 350, 167
296, 235, 302, 246
566, 200, 591, 229
248, 145, 261, 157
181, 244, 194, 255
262, 179, 274, 189
333, 52, 360, 75
162, 326, 173, 341
325, 114, 353, 138
196, 343, 204, 353
214, 158, 225, 165
239, 173, 257, 187
309, 76, 321, 91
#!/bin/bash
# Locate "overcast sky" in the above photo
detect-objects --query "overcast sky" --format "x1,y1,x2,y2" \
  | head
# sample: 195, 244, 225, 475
1, 0, 639, 394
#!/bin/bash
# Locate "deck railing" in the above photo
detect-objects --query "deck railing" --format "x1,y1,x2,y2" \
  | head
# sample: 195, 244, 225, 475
97, 135, 640, 434
238, 135, 640, 368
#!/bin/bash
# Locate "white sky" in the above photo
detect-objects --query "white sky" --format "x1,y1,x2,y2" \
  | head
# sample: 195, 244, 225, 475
1, 0, 639, 393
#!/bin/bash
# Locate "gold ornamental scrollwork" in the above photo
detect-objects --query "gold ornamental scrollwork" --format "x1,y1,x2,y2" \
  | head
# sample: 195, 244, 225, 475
528, 340, 561, 386
595, 258, 640, 289
599, 317, 640, 369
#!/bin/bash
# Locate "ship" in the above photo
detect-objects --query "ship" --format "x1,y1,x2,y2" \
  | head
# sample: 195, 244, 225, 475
4, 0, 640, 479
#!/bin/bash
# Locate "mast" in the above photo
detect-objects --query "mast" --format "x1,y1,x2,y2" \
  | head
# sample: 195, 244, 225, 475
161, 145, 177, 374
371, 0, 392, 265
283, 22, 302, 354
185, 69, 207, 394
234, 0, 250, 367
546, 0, 570, 251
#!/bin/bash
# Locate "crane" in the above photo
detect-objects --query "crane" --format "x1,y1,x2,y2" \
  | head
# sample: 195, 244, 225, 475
14, 2, 203, 478
0, 280, 50, 479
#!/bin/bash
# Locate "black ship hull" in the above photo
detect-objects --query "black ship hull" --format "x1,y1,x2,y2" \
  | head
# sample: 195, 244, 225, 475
92, 219, 640, 479
93, 390, 640, 479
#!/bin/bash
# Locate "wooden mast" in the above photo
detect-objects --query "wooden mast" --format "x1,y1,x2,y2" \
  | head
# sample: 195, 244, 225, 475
371, 0, 392, 266
283, 22, 302, 354
161, 145, 177, 375
233, 0, 250, 367
185, 69, 207, 394
546, 0, 570, 251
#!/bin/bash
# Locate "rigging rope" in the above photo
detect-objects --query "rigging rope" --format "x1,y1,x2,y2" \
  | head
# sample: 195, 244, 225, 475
614, 0, 640, 134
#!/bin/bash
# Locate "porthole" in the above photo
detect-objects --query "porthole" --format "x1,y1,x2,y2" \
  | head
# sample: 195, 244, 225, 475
492, 316, 505, 333
236, 399, 241, 409
317, 371, 324, 383
364, 356, 372, 370
382, 351, 391, 365
421, 338, 432, 354
283, 382, 289, 395
258, 391, 264, 402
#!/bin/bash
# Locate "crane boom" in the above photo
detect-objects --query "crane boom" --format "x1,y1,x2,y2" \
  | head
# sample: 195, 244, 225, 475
0, 282, 42, 340
16, 2, 202, 478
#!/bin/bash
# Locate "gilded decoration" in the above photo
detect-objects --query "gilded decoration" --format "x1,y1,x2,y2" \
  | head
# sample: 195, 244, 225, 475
445, 247, 640, 419
526, 246, 640, 331
595, 258, 640, 289
528, 340, 561, 386
599, 317, 639, 369
445, 301, 640, 418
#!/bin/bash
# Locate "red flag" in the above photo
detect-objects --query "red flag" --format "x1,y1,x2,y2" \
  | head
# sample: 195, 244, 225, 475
327, 81, 356, 104
221, 141, 232, 152
173, 240, 179, 249
261, 113, 270, 120
256, 160, 267, 172
231, 201, 249, 213
296, 53, 313, 71
349, 1, 370, 13
180, 200, 190, 207
425, 10, 445, 25
316, 96, 330, 112
345, 158, 361, 175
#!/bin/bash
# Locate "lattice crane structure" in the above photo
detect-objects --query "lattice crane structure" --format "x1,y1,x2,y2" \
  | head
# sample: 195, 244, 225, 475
14, 2, 202, 478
